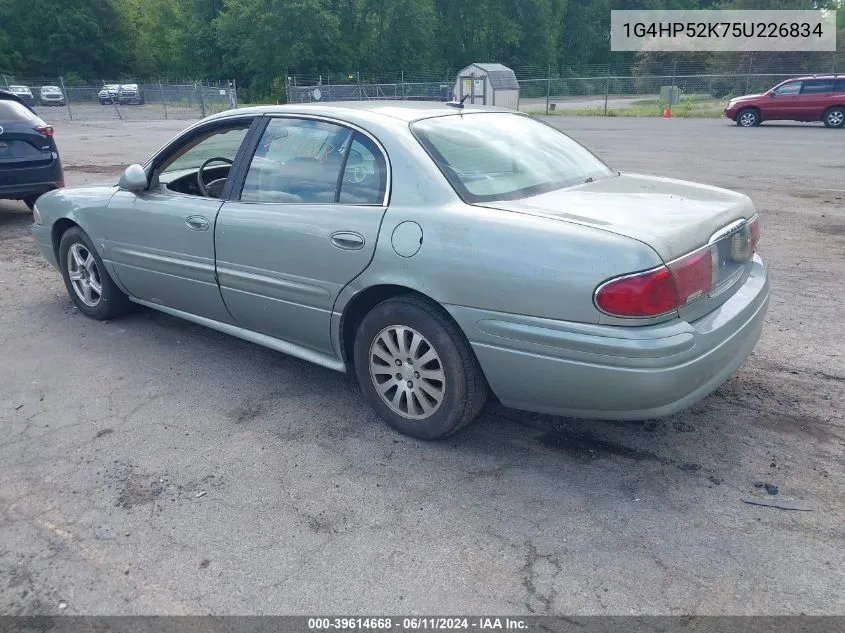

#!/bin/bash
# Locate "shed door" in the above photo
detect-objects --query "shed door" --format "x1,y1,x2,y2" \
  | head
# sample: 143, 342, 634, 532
459, 76, 486, 105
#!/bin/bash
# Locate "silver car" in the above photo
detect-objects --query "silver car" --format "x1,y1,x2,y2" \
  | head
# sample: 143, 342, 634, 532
31, 103, 769, 439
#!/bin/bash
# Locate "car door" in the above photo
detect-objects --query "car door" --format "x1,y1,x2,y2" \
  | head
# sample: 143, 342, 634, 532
214, 116, 390, 356
103, 116, 258, 323
762, 80, 803, 120
799, 79, 835, 121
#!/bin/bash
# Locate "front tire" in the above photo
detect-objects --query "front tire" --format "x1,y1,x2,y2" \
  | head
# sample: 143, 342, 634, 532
823, 107, 845, 129
59, 227, 130, 320
353, 295, 488, 440
737, 108, 760, 127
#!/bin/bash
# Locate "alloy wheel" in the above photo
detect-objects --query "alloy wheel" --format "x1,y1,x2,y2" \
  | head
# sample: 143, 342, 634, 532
368, 325, 446, 420
739, 111, 757, 127
66, 243, 102, 307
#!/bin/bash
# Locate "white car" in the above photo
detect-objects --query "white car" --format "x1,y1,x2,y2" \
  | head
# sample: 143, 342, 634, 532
39, 85, 66, 107
98, 84, 120, 105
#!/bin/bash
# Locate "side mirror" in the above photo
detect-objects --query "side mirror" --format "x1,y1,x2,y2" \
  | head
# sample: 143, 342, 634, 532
118, 164, 148, 192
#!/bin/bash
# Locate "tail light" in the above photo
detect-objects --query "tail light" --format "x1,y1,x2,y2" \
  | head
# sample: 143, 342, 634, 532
595, 215, 759, 319
594, 266, 678, 317
35, 125, 54, 137
748, 215, 760, 252
595, 247, 714, 318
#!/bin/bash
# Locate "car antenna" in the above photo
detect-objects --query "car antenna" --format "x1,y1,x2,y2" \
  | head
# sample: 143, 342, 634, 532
445, 93, 471, 109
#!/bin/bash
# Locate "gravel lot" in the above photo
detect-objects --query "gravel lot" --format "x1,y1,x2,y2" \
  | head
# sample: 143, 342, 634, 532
1, 115, 843, 616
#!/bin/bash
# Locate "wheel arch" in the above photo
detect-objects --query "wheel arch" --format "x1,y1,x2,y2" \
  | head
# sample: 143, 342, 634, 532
738, 105, 762, 122
338, 284, 473, 369
51, 217, 81, 260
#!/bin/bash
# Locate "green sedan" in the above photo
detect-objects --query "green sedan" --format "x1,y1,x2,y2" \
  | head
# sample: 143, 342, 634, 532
31, 103, 769, 439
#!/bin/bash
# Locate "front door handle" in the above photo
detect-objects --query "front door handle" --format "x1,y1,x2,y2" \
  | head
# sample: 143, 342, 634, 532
185, 215, 209, 231
330, 231, 365, 250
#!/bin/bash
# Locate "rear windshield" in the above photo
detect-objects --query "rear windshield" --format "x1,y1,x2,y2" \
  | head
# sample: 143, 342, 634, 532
411, 112, 615, 203
0, 100, 42, 122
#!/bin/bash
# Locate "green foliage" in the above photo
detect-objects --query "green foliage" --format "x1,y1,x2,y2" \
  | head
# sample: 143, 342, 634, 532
0, 0, 842, 92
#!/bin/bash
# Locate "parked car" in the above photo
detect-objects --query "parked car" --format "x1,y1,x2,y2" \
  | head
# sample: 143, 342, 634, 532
0, 90, 64, 209
39, 85, 66, 107
118, 83, 145, 105
725, 75, 845, 128
31, 103, 768, 439
6, 85, 35, 107
98, 84, 120, 105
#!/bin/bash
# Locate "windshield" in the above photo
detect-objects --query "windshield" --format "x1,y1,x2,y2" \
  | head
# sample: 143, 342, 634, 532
412, 113, 615, 203
9, 86, 28, 93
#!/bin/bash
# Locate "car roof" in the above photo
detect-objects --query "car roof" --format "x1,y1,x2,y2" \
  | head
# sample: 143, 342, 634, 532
782, 75, 843, 82
0, 89, 37, 113
206, 101, 517, 125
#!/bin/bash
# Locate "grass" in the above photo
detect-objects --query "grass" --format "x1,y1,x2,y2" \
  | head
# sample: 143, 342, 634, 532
530, 97, 726, 119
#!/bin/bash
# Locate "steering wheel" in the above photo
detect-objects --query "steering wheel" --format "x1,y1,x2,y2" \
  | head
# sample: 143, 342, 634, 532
197, 157, 234, 198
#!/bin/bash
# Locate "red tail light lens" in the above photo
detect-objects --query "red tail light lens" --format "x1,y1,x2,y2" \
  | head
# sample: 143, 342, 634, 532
748, 215, 760, 252
35, 125, 54, 137
595, 248, 714, 318
595, 266, 678, 317
668, 248, 713, 306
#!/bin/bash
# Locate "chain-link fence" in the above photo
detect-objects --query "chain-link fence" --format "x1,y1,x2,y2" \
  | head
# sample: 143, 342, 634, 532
285, 55, 845, 116
0, 75, 238, 121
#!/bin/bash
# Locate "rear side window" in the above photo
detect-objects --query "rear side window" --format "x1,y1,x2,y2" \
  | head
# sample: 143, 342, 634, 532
338, 133, 387, 205
802, 80, 833, 94
241, 118, 354, 204
0, 100, 41, 122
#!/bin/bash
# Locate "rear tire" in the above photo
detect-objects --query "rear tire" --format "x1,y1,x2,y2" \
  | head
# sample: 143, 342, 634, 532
737, 108, 760, 127
823, 107, 845, 129
23, 196, 37, 211
59, 227, 130, 320
353, 295, 488, 440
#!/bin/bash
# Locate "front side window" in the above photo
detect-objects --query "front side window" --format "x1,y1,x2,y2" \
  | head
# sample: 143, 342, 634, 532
412, 112, 615, 203
773, 81, 802, 96
153, 121, 252, 198
159, 123, 251, 176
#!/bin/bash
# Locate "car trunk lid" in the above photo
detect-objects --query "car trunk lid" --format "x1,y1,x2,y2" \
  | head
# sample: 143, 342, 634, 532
477, 173, 759, 320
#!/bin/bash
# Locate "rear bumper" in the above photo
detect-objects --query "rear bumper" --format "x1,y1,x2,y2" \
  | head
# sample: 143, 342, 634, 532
0, 181, 59, 200
447, 256, 769, 420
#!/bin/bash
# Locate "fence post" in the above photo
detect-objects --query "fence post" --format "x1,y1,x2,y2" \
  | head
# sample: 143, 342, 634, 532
671, 59, 677, 107
159, 81, 168, 119
401, 70, 405, 100
604, 63, 611, 116
59, 76, 73, 121
745, 56, 753, 94
231, 79, 238, 109
545, 65, 551, 115
197, 81, 206, 118
1, 75, 8, 88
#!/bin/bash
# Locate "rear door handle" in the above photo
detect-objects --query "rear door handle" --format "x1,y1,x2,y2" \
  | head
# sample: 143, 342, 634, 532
185, 215, 209, 231
330, 231, 365, 250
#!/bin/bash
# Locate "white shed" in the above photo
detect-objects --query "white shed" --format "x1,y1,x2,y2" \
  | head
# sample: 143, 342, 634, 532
453, 63, 520, 109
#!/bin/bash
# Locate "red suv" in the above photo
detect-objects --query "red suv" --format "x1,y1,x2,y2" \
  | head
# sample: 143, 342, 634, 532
724, 75, 845, 128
